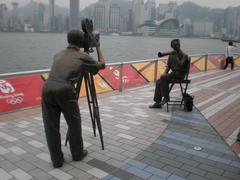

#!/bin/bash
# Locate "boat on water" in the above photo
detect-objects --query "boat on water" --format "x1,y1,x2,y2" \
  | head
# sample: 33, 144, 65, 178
111, 33, 120, 36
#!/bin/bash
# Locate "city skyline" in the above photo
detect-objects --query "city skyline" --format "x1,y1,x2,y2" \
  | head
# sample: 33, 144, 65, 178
0, 0, 240, 10
1, 0, 240, 40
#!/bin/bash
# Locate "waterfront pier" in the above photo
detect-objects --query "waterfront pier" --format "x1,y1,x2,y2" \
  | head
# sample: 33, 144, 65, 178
0, 66, 240, 179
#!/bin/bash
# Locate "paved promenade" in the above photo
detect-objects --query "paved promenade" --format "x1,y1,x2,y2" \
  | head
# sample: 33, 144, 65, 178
0, 68, 240, 180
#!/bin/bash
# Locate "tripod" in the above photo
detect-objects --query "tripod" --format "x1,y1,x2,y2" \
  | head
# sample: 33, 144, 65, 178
65, 72, 104, 150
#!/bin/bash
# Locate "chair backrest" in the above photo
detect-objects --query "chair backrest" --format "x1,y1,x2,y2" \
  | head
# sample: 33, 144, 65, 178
184, 57, 191, 80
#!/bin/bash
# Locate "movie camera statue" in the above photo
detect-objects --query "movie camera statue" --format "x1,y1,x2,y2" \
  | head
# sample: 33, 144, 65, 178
65, 18, 104, 150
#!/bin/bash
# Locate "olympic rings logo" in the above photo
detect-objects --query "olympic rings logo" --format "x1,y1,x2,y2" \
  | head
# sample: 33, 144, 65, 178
6, 97, 23, 105
0, 79, 15, 94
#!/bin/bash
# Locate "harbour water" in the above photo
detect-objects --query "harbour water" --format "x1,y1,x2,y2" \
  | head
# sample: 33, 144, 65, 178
0, 32, 239, 74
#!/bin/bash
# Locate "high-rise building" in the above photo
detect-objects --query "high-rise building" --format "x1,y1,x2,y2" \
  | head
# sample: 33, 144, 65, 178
167, 1, 177, 18
37, 3, 46, 31
0, 4, 7, 31
70, 0, 79, 29
232, 11, 240, 38
157, 1, 177, 20
94, 5, 105, 31
193, 21, 213, 37
146, 0, 156, 20
157, 3, 168, 20
99, 0, 110, 32
109, 4, 120, 32
93, 0, 110, 32
49, 0, 55, 31
235, 15, 240, 37
223, 7, 239, 38
82, 0, 132, 33
132, 0, 146, 33
11, 2, 20, 31
120, 15, 129, 32
182, 18, 192, 37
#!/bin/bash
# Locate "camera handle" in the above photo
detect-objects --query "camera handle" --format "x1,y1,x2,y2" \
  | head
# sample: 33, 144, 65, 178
65, 61, 104, 151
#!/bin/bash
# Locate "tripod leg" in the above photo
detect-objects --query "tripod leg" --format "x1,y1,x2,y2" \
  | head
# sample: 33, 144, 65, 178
85, 74, 97, 136
89, 74, 104, 150
94, 106, 104, 150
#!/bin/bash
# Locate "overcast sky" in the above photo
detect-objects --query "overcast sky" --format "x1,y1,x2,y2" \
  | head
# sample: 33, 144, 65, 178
1, 0, 240, 10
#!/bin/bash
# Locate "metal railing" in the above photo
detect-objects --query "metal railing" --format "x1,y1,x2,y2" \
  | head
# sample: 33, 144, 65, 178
0, 53, 239, 113
0, 53, 240, 91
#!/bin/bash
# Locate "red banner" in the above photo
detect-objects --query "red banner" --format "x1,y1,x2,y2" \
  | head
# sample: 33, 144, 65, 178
99, 64, 147, 90
189, 64, 201, 73
0, 75, 44, 113
99, 65, 121, 90
122, 64, 148, 89
208, 55, 225, 67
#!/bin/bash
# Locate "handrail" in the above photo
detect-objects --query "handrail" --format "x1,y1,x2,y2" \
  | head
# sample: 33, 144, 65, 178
0, 53, 239, 78
0, 53, 239, 113
0, 69, 50, 78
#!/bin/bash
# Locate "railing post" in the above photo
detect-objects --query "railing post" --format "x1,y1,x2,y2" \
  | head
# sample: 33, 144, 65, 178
119, 63, 123, 92
154, 59, 158, 82
204, 54, 208, 72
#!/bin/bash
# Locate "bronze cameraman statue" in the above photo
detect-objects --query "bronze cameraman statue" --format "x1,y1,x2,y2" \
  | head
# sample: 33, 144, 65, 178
66, 18, 105, 151
149, 39, 189, 108
41, 18, 105, 168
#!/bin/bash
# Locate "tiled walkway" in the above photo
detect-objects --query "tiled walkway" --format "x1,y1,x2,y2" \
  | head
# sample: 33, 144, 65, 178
0, 68, 240, 180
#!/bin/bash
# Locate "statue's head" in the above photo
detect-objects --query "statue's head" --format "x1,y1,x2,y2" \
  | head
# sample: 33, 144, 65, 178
171, 39, 180, 52
67, 29, 84, 48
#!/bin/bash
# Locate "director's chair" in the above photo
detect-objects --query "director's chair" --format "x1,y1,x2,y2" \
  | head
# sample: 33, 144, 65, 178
166, 57, 191, 112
